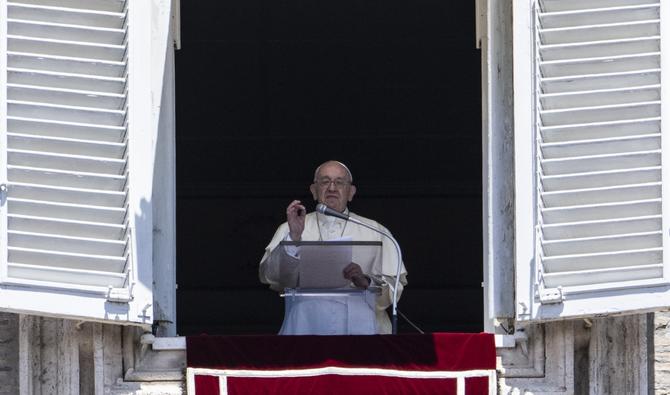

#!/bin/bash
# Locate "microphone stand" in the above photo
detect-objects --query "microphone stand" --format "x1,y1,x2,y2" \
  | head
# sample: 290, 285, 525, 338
347, 217, 403, 334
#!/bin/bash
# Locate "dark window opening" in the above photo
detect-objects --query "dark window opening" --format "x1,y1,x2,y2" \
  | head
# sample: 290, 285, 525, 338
175, 0, 482, 335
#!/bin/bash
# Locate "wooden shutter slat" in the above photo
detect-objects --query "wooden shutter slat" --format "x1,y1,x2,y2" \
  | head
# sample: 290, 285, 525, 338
543, 70, 660, 94
8, 19, 125, 45
7, 263, 126, 287
9, 246, 126, 272
8, 54, 125, 78
541, 150, 660, 175
542, 118, 660, 142
8, 166, 125, 190
8, 84, 125, 109
541, 134, 660, 158
8, 0, 126, 13
7, 117, 125, 142
540, 101, 660, 126
541, 86, 660, 110
541, 53, 659, 77
8, 36, 125, 61
539, 5, 659, 29
9, 231, 126, 256
542, 232, 661, 256
543, 263, 662, 287
541, 215, 660, 240
8, 150, 125, 174
8, 3, 125, 28
540, 37, 659, 61
542, 182, 660, 207
8, 68, 125, 93
8, 101, 125, 125
542, 167, 660, 191
8, 134, 126, 158
541, 0, 656, 13
8, 214, 126, 240
8, 198, 126, 224
540, 21, 659, 45
542, 199, 660, 224
9, 183, 126, 207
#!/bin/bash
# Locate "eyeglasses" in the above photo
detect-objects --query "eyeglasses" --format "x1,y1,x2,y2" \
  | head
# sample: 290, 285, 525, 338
314, 178, 351, 189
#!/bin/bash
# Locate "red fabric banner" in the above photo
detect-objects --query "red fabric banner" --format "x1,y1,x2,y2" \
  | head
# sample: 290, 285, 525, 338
187, 333, 496, 394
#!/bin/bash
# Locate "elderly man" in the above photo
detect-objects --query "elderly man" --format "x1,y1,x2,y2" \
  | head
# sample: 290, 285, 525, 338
259, 160, 408, 334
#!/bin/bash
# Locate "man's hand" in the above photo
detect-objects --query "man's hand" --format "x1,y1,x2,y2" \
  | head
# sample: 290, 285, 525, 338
286, 200, 306, 241
343, 262, 370, 289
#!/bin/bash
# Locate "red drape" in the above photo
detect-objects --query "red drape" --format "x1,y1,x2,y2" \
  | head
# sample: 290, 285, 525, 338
187, 333, 496, 395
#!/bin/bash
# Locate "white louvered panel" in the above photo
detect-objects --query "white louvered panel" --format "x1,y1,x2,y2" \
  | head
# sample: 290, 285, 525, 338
9, 231, 126, 256
8, 118, 125, 142
8, 214, 126, 240
3, 0, 131, 291
535, 0, 664, 293
8, 166, 126, 190
542, 199, 661, 223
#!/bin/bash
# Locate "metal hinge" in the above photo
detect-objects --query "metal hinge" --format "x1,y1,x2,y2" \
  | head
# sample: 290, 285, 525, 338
538, 286, 564, 304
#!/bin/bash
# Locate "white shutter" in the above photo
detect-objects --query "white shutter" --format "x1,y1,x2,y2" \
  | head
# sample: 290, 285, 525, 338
514, 0, 670, 321
0, 0, 154, 325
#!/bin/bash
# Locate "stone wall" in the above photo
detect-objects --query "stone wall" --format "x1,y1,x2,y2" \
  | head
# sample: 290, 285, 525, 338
0, 313, 19, 395
656, 311, 670, 394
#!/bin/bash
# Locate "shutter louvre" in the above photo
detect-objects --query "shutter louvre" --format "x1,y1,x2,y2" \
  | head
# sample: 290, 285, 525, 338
535, 0, 664, 295
2, 0, 132, 294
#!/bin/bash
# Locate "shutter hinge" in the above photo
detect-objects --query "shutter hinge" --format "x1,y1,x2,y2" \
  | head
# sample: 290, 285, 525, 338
538, 286, 564, 305
106, 285, 133, 303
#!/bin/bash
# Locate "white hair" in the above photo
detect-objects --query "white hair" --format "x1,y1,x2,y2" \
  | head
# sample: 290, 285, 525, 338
313, 160, 353, 182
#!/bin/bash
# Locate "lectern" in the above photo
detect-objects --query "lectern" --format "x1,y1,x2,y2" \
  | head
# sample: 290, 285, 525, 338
278, 240, 383, 335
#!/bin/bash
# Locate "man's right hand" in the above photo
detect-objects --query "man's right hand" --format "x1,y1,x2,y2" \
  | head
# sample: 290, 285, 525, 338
286, 200, 306, 241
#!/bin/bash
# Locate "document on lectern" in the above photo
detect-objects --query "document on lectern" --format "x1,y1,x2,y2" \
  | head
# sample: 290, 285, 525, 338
298, 236, 353, 288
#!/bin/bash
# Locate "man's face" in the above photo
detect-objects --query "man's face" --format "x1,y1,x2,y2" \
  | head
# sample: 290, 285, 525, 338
310, 162, 356, 213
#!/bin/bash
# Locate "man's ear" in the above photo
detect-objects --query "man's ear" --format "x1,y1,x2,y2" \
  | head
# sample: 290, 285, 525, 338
310, 183, 318, 201
348, 185, 357, 202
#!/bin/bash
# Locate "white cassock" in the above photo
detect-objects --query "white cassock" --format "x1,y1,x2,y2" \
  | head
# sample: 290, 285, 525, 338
259, 210, 408, 335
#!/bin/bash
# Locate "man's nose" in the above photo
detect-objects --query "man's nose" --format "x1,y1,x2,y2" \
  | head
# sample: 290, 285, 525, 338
327, 182, 338, 191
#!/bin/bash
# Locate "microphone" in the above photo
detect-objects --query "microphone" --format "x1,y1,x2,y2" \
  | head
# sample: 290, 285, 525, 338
315, 203, 404, 335
315, 203, 350, 220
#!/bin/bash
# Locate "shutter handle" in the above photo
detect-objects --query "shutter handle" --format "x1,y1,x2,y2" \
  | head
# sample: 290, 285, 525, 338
0, 184, 6, 205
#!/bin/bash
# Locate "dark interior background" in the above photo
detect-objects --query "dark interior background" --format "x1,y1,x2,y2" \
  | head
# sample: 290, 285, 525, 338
175, 1, 482, 335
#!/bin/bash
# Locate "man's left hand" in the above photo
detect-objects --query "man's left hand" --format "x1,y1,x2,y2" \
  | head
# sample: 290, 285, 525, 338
343, 262, 370, 289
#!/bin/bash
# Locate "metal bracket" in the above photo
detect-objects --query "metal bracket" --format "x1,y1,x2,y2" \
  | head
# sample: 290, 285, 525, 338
538, 286, 564, 304
106, 286, 132, 303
